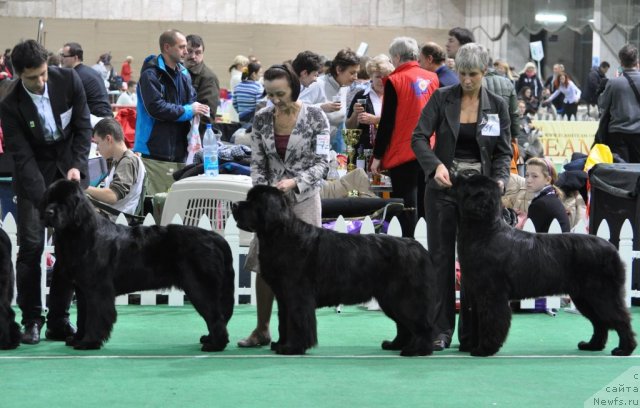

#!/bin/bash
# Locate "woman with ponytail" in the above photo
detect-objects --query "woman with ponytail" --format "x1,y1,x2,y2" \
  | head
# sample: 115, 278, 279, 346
524, 157, 570, 232
232, 62, 264, 126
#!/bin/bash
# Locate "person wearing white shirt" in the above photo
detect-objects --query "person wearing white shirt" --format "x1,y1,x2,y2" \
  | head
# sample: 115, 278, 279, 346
291, 50, 340, 112
543, 73, 582, 121
315, 49, 360, 152
115, 80, 137, 106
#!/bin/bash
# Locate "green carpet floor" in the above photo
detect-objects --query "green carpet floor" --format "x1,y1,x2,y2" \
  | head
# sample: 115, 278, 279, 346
1, 305, 639, 407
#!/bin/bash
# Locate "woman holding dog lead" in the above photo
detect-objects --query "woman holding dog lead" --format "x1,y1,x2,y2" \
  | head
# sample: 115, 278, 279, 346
237, 63, 330, 348
411, 43, 513, 352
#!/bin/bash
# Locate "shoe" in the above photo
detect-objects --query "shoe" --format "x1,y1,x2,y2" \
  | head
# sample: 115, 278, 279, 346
433, 334, 451, 351
21, 321, 42, 345
45, 319, 77, 341
433, 339, 447, 351
237, 332, 271, 348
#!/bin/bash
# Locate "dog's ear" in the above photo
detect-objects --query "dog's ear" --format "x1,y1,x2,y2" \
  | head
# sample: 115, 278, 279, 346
261, 188, 290, 231
72, 186, 97, 228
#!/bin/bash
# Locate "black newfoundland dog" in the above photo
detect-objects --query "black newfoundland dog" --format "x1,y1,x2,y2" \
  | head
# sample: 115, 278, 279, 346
232, 185, 434, 357
0, 228, 20, 350
41, 180, 235, 351
455, 174, 636, 357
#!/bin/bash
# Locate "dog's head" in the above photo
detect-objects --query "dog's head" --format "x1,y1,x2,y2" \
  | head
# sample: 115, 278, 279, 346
454, 174, 503, 222
232, 185, 294, 233
41, 179, 95, 230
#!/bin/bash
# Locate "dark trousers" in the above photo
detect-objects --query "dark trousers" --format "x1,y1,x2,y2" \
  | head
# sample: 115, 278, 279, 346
424, 186, 471, 346
563, 102, 578, 121
416, 167, 426, 220
16, 196, 73, 325
607, 132, 640, 163
388, 160, 419, 237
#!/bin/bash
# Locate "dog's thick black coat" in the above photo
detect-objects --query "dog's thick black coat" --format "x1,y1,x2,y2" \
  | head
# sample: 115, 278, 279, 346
232, 185, 434, 356
456, 174, 636, 357
42, 180, 235, 351
0, 229, 20, 350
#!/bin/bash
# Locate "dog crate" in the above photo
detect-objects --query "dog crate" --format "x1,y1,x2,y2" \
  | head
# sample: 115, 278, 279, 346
161, 174, 253, 244
160, 174, 255, 304
589, 163, 640, 293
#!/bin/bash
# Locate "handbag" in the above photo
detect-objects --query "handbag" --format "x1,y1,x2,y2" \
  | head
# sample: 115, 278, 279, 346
593, 108, 610, 146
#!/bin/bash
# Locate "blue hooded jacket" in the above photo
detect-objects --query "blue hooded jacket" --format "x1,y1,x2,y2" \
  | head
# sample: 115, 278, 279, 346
134, 54, 196, 162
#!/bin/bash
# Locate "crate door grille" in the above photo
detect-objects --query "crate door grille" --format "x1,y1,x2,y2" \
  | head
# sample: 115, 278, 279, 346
184, 198, 232, 233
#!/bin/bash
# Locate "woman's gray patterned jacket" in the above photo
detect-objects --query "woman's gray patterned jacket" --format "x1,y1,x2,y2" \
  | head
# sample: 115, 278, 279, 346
251, 103, 330, 202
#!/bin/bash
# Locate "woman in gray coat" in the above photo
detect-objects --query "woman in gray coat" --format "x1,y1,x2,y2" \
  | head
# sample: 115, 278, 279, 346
411, 43, 512, 352
238, 64, 330, 348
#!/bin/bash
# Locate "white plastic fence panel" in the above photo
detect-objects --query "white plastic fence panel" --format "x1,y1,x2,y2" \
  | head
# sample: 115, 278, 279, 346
386, 216, 402, 237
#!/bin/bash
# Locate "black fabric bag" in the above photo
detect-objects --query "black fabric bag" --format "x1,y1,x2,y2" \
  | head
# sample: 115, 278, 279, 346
593, 108, 610, 146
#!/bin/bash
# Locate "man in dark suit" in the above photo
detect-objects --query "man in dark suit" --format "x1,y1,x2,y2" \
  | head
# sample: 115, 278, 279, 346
0, 39, 92, 344
61, 42, 113, 123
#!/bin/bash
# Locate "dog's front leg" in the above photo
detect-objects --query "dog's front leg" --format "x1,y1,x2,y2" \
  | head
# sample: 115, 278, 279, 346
276, 293, 317, 355
470, 294, 511, 357
66, 286, 86, 347
73, 285, 116, 350
270, 295, 287, 353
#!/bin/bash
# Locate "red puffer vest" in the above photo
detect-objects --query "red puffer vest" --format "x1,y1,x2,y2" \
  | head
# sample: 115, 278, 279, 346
381, 61, 438, 169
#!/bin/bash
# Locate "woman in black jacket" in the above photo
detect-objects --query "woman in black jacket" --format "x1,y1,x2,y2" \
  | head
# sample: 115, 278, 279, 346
411, 43, 512, 352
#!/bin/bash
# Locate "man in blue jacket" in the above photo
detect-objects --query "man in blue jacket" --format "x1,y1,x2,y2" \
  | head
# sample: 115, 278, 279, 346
134, 29, 209, 194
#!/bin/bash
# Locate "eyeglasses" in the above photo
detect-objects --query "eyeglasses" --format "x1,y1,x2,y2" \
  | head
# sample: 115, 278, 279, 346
60, 54, 74, 58
186, 49, 203, 56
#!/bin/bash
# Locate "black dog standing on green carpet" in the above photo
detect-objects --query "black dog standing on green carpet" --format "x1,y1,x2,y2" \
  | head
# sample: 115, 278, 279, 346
41, 179, 235, 351
232, 185, 434, 357
0, 229, 20, 350
455, 174, 636, 357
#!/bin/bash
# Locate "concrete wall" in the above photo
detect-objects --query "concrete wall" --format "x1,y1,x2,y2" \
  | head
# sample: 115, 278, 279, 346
0, 0, 465, 26
0, 0, 464, 86
0, 17, 448, 87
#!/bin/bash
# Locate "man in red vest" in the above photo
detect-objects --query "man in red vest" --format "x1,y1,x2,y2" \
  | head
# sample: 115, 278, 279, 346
370, 37, 439, 236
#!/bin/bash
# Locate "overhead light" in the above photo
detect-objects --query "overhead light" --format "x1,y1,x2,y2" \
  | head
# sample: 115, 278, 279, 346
535, 13, 568, 23
588, 18, 595, 23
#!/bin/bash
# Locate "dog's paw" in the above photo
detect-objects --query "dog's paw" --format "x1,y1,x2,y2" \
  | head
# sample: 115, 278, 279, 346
470, 347, 496, 357
199, 335, 210, 344
458, 343, 472, 353
381, 339, 404, 351
270, 340, 281, 352
65, 334, 83, 347
73, 340, 102, 350
0, 339, 20, 350
399, 347, 432, 357
201, 341, 227, 352
578, 340, 605, 351
611, 347, 633, 356
275, 344, 306, 355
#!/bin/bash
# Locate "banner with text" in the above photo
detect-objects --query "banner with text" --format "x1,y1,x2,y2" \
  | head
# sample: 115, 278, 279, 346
532, 120, 599, 165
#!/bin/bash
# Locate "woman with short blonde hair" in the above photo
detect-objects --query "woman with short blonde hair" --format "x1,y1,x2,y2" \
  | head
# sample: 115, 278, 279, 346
346, 54, 394, 149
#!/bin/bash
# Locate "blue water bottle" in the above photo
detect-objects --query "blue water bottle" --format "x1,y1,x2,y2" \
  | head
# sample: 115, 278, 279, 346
203, 124, 219, 177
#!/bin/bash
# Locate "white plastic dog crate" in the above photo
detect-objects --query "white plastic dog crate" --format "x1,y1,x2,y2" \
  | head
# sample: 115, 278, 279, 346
161, 174, 253, 245
160, 174, 255, 304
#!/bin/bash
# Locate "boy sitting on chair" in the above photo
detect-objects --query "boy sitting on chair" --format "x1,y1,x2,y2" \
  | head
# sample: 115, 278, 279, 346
86, 118, 146, 217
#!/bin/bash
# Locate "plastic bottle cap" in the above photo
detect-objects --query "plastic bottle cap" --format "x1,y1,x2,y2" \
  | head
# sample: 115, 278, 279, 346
206, 123, 212, 129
